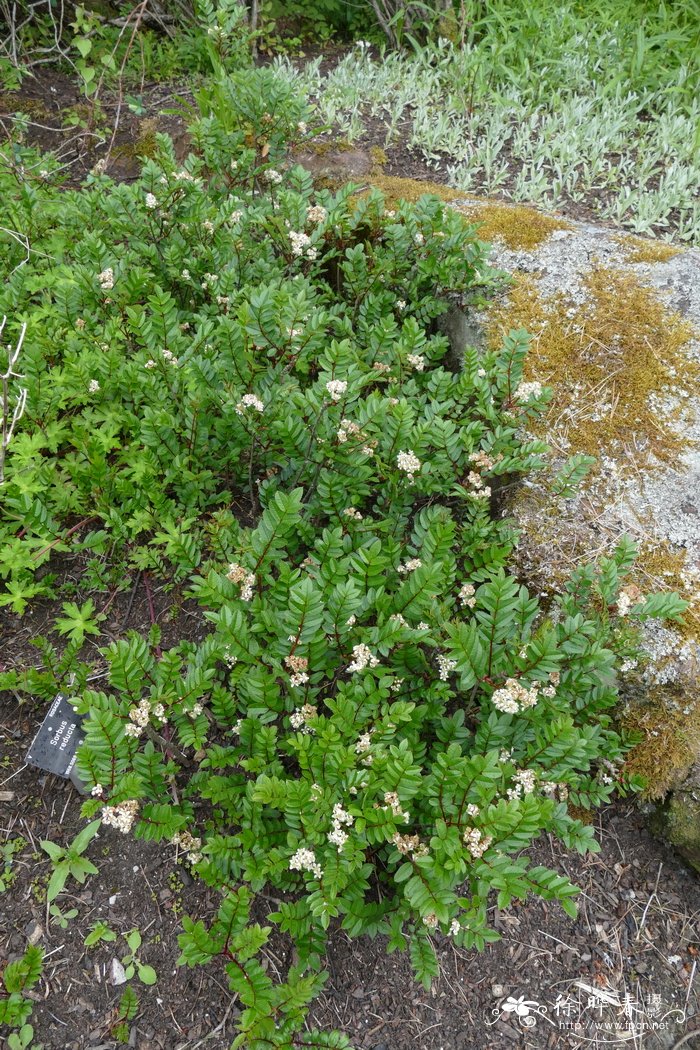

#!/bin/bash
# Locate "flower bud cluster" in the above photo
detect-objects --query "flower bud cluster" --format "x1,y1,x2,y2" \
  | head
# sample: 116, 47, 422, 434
466, 471, 491, 499
290, 703, 317, 732
398, 557, 422, 574
490, 677, 541, 714
172, 829, 203, 865
347, 644, 379, 673
506, 768, 536, 800
235, 393, 264, 416
436, 654, 456, 681
102, 799, 139, 834
463, 826, 493, 858
379, 791, 409, 822
391, 831, 428, 859
325, 379, 347, 402
124, 697, 167, 739
407, 354, 425, 371
328, 803, 354, 850
458, 582, 476, 608
226, 562, 255, 601
289, 847, 323, 879
514, 380, 543, 402
397, 450, 421, 481
306, 205, 327, 224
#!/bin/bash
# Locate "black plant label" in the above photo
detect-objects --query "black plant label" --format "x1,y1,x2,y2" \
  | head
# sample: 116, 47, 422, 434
26, 694, 86, 790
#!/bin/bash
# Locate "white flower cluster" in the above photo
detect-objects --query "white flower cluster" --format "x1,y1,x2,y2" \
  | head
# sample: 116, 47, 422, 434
506, 768, 537, 800
101, 799, 139, 834
187, 702, 203, 719
396, 299, 407, 311
91, 783, 103, 797
398, 558, 422, 574
88, 379, 100, 393
326, 379, 347, 402
347, 643, 379, 673
448, 917, 461, 937
289, 229, 318, 260
337, 418, 362, 443
380, 791, 409, 822
202, 220, 215, 233
162, 349, 178, 366
264, 169, 283, 184
98, 267, 114, 290
407, 354, 425, 371
289, 847, 322, 879
458, 582, 476, 608
145, 192, 157, 209
343, 507, 363, 521
397, 449, 421, 481
466, 471, 491, 499
437, 654, 456, 681
355, 731, 372, 757
124, 697, 167, 739
392, 831, 428, 859
235, 393, 264, 416
514, 381, 543, 402
423, 912, 438, 929
463, 826, 493, 858
490, 677, 542, 714
226, 562, 255, 601
307, 204, 327, 224
328, 803, 354, 850
290, 703, 317, 732
172, 829, 203, 865
286, 653, 309, 688
469, 450, 497, 470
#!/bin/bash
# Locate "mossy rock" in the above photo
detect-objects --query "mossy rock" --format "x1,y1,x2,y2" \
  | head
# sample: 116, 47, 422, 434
650, 767, 700, 872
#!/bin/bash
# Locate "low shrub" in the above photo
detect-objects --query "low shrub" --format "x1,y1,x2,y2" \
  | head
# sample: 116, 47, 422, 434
0, 64, 686, 1048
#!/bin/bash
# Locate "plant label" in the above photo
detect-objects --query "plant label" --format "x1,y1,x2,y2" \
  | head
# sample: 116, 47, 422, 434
26, 693, 88, 793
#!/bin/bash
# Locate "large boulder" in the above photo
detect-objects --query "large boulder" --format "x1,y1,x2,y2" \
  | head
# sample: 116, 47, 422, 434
447, 196, 700, 871
357, 180, 700, 870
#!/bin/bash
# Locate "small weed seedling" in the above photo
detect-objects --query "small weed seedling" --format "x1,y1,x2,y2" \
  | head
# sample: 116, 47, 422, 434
0, 837, 25, 892
7, 1023, 43, 1050
48, 903, 78, 929
40, 820, 100, 904
120, 930, 157, 985
84, 920, 117, 948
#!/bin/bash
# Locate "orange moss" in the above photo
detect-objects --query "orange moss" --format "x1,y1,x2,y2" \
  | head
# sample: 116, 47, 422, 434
614, 234, 681, 264
454, 201, 571, 250
487, 267, 699, 469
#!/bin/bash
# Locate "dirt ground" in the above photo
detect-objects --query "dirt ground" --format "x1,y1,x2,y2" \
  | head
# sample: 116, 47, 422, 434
1, 53, 699, 1050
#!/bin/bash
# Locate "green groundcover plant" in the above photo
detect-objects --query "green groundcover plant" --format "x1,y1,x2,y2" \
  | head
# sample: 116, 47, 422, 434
0, 64, 687, 1049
